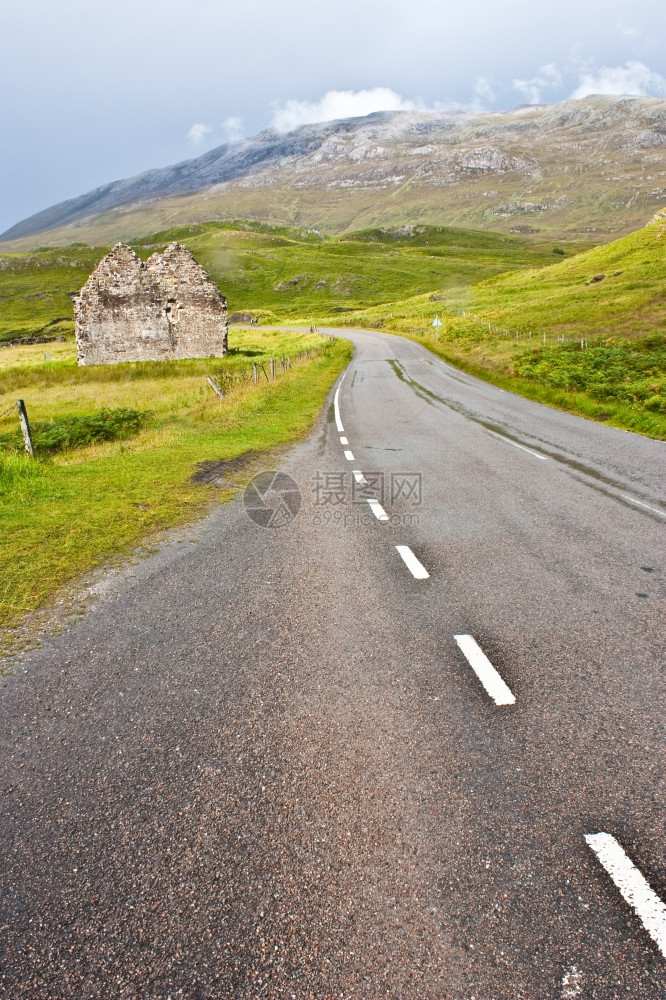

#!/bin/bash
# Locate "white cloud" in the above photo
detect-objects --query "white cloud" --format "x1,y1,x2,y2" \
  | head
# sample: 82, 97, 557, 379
570, 60, 666, 99
270, 87, 420, 132
618, 23, 643, 40
187, 122, 212, 146
223, 116, 244, 143
513, 63, 562, 105
472, 76, 496, 109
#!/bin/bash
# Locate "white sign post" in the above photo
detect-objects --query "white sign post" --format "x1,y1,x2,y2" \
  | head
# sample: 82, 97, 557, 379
432, 315, 442, 341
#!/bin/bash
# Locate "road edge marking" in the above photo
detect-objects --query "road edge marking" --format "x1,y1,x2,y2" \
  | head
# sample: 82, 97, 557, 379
334, 382, 344, 432
453, 634, 516, 706
620, 495, 666, 518
395, 545, 430, 579
485, 429, 548, 461
584, 832, 666, 958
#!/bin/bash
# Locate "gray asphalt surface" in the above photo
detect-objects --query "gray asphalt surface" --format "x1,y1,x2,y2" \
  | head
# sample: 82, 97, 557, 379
1, 328, 664, 999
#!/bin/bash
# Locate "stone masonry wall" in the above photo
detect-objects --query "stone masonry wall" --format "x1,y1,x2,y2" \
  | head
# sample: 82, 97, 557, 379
74, 243, 228, 365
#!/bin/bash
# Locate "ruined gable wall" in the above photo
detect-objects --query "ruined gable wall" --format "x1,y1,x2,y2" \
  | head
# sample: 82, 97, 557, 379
74, 242, 228, 365
145, 244, 228, 360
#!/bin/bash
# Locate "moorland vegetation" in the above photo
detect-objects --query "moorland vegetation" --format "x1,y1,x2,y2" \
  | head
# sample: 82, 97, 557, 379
1, 212, 663, 641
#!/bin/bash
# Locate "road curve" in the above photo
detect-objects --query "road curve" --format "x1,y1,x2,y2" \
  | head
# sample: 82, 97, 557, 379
1, 328, 664, 998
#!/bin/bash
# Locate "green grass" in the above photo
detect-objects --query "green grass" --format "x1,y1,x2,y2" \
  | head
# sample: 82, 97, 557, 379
1, 212, 664, 639
0, 332, 351, 634
512, 336, 665, 409
445, 216, 666, 340
0, 407, 150, 455
0, 221, 592, 342
0, 243, 104, 341
137, 221, 590, 320
319, 214, 666, 437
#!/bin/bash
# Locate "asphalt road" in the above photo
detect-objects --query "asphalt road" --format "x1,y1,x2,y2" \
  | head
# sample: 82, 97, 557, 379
1, 329, 664, 999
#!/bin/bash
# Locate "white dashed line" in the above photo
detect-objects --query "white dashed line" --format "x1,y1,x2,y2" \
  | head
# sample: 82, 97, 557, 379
340, 436, 348, 445
367, 498, 389, 522
353, 470, 367, 485
585, 832, 666, 958
561, 965, 583, 998
453, 634, 516, 706
485, 429, 547, 460
395, 545, 430, 579
620, 494, 666, 518
344, 449, 355, 461
334, 383, 344, 432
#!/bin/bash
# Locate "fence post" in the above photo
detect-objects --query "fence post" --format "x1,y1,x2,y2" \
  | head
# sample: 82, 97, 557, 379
206, 375, 224, 398
270, 357, 276, 379
16, 399, 34, 457
253, 363, 258, 385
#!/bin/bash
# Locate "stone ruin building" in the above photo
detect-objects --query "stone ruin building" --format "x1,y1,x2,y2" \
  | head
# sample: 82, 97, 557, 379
74, 242, 228, 365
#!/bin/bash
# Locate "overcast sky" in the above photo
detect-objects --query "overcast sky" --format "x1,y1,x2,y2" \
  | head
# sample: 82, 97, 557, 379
2, 0, 665, 233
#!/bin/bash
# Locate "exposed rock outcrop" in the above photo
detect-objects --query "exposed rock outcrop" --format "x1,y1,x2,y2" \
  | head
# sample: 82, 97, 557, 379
3, 96, 666, 243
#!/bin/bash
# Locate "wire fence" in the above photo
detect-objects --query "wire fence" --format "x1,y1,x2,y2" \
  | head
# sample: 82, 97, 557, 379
204, 340, 335, 397
0, 336, 338, 456
0, 401, 18, 421
437, 310, 589, 349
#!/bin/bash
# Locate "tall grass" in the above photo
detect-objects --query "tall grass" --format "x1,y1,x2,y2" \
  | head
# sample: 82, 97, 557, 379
0, 336, 351, 636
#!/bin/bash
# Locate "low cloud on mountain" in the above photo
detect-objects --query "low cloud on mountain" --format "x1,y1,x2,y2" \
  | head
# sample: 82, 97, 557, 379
513, 64, 562, 105
3, 0, 665, 233
187, 123, 213, 147
270, 88, 421, 132
571, 60, 666, 99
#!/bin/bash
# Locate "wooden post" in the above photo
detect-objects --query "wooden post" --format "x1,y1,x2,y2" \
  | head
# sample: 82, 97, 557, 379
270, 357, 276, 379
253, 363, 258, 384
206, 375, 224, 398
16, 399, 34, 457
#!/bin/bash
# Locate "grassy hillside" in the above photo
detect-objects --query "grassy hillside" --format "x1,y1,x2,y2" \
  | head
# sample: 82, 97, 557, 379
1, 216, 662, 437
322, 214, 666, 437
0, 221, 591, 342
0, 243, 103, 342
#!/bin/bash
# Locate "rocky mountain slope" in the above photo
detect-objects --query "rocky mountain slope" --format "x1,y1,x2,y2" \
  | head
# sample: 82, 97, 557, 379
3, 96, 665, 247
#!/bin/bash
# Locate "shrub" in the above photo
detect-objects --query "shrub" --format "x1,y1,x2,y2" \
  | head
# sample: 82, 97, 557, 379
0, 408, 150, 455
513, 336, 666, 410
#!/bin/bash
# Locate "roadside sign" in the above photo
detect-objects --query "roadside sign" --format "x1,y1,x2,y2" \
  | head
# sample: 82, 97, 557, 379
432, 315, 442, 327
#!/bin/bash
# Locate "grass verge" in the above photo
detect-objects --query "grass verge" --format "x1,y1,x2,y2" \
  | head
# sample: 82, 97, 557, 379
0, 334, 351, 637
318, 214, 666, 438
402, 336, 666, 437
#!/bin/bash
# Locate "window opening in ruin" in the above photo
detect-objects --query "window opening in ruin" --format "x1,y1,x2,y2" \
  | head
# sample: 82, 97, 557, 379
165, 299, 180, 323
